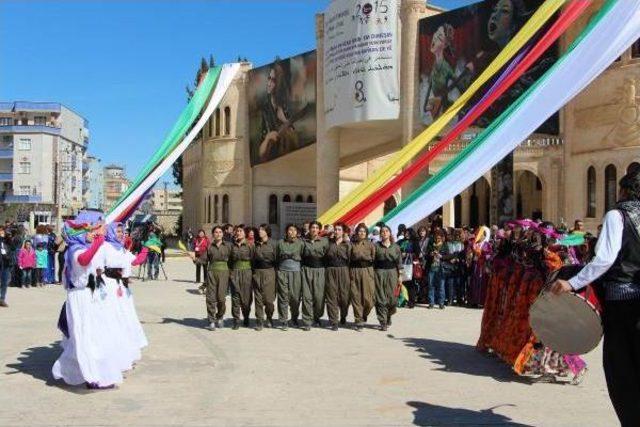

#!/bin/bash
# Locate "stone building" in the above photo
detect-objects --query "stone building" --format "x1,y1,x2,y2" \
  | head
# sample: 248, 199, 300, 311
182, 0, 640, 235
103, 164, 129, 212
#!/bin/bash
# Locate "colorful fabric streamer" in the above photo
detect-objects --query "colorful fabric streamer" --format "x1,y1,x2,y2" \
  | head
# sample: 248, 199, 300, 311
383, 0, 640, 231
317, 0, 566, 225
338, 0, 590, 226
106, 63, 241, 223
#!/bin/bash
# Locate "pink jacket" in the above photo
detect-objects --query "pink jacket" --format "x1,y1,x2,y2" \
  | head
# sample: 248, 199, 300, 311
18, 247, 36, 269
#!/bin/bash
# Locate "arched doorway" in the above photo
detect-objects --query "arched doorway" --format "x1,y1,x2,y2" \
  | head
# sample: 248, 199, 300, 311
383, 196, 397, 215
516, 170, 543, 220
469, 177, 491, 227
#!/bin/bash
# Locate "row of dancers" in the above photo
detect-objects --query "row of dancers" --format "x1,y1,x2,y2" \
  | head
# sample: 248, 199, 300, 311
52, 210, 148, 389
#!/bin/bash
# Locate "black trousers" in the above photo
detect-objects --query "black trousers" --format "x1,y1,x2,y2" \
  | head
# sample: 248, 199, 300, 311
603, 299, 640, 427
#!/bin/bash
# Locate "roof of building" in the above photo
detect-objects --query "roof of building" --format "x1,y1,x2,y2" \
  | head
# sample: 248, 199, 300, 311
0, 101, 89, 127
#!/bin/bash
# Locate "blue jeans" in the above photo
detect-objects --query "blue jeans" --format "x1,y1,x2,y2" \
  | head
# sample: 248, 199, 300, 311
147, 252, 159, 279
21, 268, 33, 287
0, 266, 10, 300
428, 269, 445, 306
445, 274, 460, 304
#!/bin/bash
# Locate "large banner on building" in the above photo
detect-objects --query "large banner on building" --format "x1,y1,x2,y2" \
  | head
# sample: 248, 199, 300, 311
418, 0, 558, 134
248, 50, 317, 166
323, 0, 399, 129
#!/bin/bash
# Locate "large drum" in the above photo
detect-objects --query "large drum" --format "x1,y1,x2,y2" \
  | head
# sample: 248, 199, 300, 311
529, 266, 603, 355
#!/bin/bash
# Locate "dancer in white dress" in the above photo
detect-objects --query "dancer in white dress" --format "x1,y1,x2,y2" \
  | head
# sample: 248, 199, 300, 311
101, 222, 148, 362
52, 220, 123, 389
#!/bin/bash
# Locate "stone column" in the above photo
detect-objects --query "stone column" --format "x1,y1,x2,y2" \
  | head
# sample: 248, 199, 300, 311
442, 198, 455, 228
490, 153, 515, 226
461, 189, 471, 227
315, 13, 340, 217
399, 1, 430, 206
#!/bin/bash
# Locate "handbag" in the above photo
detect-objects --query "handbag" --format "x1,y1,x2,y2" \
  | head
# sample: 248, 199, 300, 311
400, 254, 413, 282
412, 259, 424, 280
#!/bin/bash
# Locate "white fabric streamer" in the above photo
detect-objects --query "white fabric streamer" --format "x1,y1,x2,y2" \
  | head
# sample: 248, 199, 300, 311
106, 63, 241, 223
386, 0, 640, 230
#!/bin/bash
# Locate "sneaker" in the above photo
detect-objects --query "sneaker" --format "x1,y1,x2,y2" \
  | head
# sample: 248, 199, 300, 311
292, 319, 299, 327
207, 322, 216, 331
302, 325, 311, 331
265, 319, 273, 328
232, 320, 240, 330
255, 321, 263, 331
331, 324, 338, 331
439, 304, 445, 310
380, 324, 388, 332
281, 320, 289, 331
0, 300, 7, 307
243, 318, 250, 328
428, 304, 433, 309
313, 320, 322, 328
354, 324, 363, 332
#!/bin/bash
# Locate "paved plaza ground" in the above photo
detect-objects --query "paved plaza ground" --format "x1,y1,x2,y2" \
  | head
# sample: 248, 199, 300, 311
0, 257, 616, 426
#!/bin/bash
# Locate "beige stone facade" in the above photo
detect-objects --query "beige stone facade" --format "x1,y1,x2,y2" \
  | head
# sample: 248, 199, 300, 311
183, 0, 640, 235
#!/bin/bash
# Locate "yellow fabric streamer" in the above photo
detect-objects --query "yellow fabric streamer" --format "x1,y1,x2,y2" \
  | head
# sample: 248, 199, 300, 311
318, 0, 565, 225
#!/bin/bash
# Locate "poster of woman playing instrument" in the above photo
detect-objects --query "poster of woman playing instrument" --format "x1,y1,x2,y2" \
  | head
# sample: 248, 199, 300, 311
248, 50, 317, 166
418, 0, 558, 134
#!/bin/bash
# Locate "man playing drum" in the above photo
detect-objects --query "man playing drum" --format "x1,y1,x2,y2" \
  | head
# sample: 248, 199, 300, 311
552, 170, 640, 427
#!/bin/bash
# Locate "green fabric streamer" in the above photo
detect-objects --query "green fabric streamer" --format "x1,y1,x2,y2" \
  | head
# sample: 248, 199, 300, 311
107, 66, 222, 213
381, 0, 617, 224
559, 233, 586, 247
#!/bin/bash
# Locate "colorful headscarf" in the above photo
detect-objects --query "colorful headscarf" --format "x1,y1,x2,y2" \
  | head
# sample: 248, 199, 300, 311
105, 222, 124, 251
62, 222, 90, 289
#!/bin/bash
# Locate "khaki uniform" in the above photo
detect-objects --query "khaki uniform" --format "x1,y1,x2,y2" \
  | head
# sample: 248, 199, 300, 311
276, 238, 304, 322
350, 239, 376, 325
374, 241, 402, 326
325, 239, 352, 326
195, 241, 231, 322
252, 239, 277, 323
302, 236, 329, 326
230, 240, 254, 322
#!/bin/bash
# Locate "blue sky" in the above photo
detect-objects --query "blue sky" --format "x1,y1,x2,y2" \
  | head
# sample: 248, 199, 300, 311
0, 0, 476, 187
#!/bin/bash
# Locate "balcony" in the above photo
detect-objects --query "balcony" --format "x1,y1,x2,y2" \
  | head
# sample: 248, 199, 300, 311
0, 172, 12, 182
0, 125, 61, 136
0, 193, 42, 203
0, 149, 12, 159
0, 101, 61, 113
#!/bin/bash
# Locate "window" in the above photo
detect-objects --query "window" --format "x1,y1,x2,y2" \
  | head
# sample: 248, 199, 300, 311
295, 194, 304, 203
215, 108, 221, 136
203, 197, 207, 222
222, 194, 229, 223
0, 117, 11, 126
306, 195, 314, 203
268, 194, 278, 224
627, 162, 640, 175
283, 194, 291, 203
224, 106, 231, 135
214, 194, 219, 222
20, 118, 28, 125
34, 116, 47, 125
207, 195, 211, 223
605, 164, 617, 212
18, 138, 31, 150
209, 116, 213, 138
19, 161, 31, 174
587, 166, 596, 218
18, 186, 30, 196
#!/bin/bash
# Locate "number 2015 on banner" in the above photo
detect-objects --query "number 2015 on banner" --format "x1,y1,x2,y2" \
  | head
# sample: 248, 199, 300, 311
352, 0, 390, 24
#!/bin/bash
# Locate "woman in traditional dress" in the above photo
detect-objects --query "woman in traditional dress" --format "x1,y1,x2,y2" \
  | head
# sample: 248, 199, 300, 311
468, 226, 493, 307
52, 222, 123, 389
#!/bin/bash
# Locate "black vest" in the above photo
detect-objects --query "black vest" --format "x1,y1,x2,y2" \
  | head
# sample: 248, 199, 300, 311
601, 209, 640, 285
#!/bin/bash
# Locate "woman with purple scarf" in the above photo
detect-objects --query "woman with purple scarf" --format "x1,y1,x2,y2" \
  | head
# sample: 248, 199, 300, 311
52, 219, 123, 389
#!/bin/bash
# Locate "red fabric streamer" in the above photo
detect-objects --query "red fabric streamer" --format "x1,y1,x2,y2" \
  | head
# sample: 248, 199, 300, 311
338, 1, 591, 226
77, 235, 105, 266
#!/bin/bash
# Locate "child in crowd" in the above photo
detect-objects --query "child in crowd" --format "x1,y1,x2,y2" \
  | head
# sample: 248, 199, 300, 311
18, 240, 36, 288
35, 242, 48, 287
